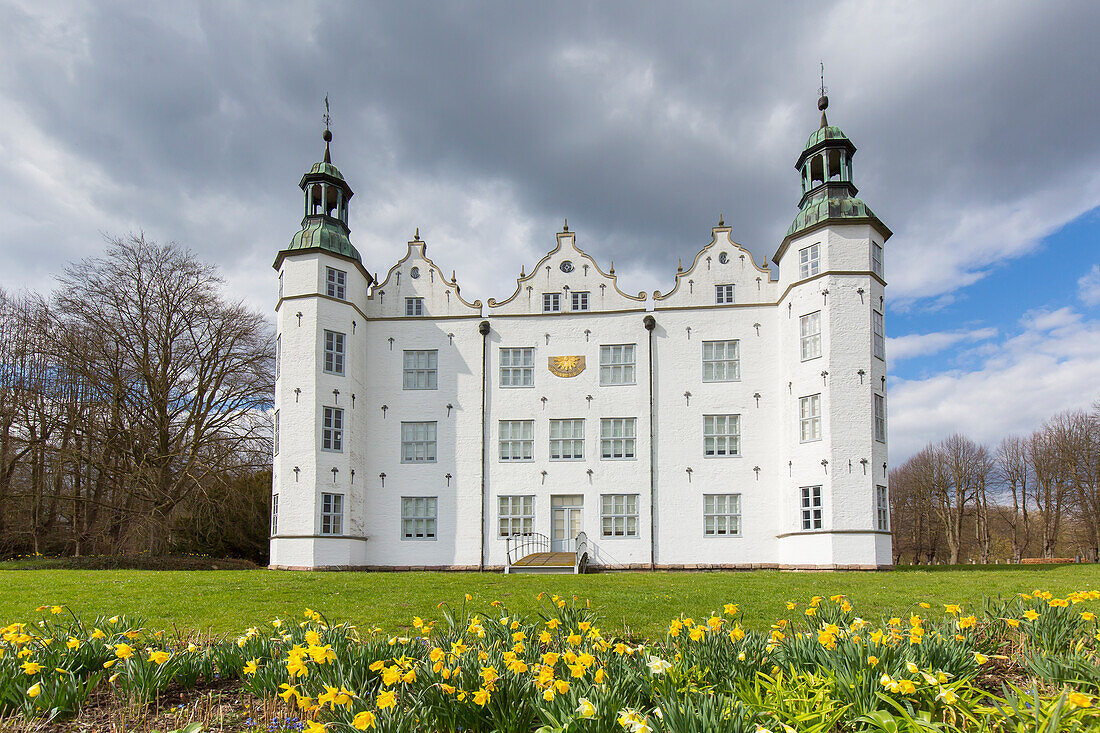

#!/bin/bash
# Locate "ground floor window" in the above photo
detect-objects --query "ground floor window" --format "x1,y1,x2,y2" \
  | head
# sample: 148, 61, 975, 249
703, 493, 741, 536
601, 494, 638, 538
271, 493, 278, 535
321, 492, 343, 535
800, 486, 822, 530
498, 495, 534, 537
402, 496, 437, 540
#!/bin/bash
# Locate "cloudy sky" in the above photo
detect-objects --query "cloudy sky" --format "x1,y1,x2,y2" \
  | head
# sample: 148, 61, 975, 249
2, 1, 1099, 461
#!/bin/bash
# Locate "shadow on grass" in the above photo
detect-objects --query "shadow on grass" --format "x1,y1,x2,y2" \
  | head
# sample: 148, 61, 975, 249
893, 563, 1090, 572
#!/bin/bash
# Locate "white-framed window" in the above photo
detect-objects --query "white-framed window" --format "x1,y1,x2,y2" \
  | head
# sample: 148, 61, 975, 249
270, 493, 278, 535
543, 293, 560, 312
500, 347, 534, 388
276, 334, 281, 380
874, 393, 887, 443
321, 492, 344, 535
601, 494, 639, 538
876, 485, 890, 531
326, 267, 347, 300
871, 242, 884, 278
322, 406, 343, 452
405, 297, 424, 316
704, 494, 741, 537
715, 284, 735, 304
799, 243, 820, 279
600, 418, 636, 459
499, 420, 534, 461
549, 418, 584, 460
800, 311, 821, 361
324, 330, 346, 375
498, 495, 534, 537
799, 394, 821, 443
702, 340, 740, 382
401, 496, 437, 540
273, 410, 280, 455
599, 344, 636, 385
800, 486, 822, 530
572, 291, 589, 311
279, 271, 284, 300
703, 414, 740, 457
401, 421, 437, 463
403, 350, 438, 390
873, 310, 885, 360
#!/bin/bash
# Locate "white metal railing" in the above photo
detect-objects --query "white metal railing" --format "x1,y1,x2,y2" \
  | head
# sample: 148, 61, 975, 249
505, 532, 550, 573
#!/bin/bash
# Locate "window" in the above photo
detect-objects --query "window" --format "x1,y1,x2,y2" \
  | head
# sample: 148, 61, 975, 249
572, 291, 589, 311
873, 310, 885, 360
800, 486, 822, 530
599, 344, 636, 385
600, 418, 636, 459
704, 494, 741, 537
800, 312, 821, 361
276, 335, 281, 380
402, 497, 437, 540
499, 420, 534, 461
401, 422, 437, 463
874, 394, 887, 443
500, 347, 534, 387
326, 267, 346, 300
279, 271, 284, 300
799, 244, 820, 279
322, 406, 343, 452
270, 493, 278, 535
549, 419, 584, 460
704, 415, 740, 457
543, 293, 561, 312
321, 493, 344, 535
273, 410, 280, 455
876, 485, 890, 531
324, 330, 345, 375
799, 394, 821, 442
405, 297, 424, 316
702, 340, 740, 382
715, 284, 735, 304
871, 242, 884, 278
403, 350, 438, 390
498, 495, 534, 537
601, 494, 639, 538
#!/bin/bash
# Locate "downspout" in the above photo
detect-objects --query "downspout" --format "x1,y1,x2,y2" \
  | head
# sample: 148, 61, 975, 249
478, 319, 491, 571
644, 314, 656, 570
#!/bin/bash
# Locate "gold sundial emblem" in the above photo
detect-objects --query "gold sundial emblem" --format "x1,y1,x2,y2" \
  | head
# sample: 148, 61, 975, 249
548, 355, 586, 378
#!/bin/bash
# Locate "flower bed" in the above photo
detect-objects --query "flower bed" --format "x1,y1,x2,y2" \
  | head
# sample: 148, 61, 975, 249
2, 590, 1099, 732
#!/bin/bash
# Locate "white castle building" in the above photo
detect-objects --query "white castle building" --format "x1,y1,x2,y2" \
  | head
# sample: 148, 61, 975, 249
270, 96, 893, 571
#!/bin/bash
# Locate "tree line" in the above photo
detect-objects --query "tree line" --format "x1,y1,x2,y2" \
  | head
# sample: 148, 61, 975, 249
0, 235, 274, 562
890, 406, 1100, 564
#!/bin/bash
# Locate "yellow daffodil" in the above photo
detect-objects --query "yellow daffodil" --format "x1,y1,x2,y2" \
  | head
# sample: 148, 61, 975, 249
21, 661, 43, 675
577, 697, 596, 718
27, 682, 41, 698
377, 690, 397, 710
1024, 610, 1040, 621
148, 650, 170, 665
1067, 692, 1093, 709
243, 659, 259, 675
974, 652, 988, 665
352, 711, 376, 729
114, 644, 133, 660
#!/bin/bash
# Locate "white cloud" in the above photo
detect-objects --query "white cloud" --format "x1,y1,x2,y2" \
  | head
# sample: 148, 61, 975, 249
887, 327, 997, 364
889, 308, 1100, 460
1079, 264, 1100, 306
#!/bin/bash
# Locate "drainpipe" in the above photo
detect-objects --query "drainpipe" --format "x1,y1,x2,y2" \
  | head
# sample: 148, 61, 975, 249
644, 314, 656, 570
478, 319, 490, 571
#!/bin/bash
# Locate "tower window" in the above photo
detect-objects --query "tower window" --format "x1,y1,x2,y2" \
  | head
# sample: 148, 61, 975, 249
274, 410, 280, 456
270, 493, 278, 536
401, 421, 437, 463
600, 417, 636, 460
704, 414, 740, 457
876, 485, 890, 531
572, 291, 589, 311
322, 406, 343, 452
702, 340, 740, 382
550, 418, 585, 460
704, 494, 741, 537
715, 284, 735, 304
800, 312, 821, 361
405, 297, 424, 316
543, 293, 561, 312
799, 394, 821, 443
326, 267, 347, 300
276, 335, 281, 380
324, 330, 345, 376
800, 486, 823, 530
279, 271, 284, 300
599, 344, 636, 385
499, 420, 534, 461
402, 496, 437, 540
500, 347, 535, 387
873, 310, 885, 360
799, 244, 820, 279
874, 393, 887, 443
403, 350, 438, 390
321, 493, 343, 536
871, 242, 884, 278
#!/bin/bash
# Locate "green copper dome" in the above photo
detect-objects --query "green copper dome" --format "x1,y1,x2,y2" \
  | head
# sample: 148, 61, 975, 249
286, 217, 361, 263
308, 161, 345, 181
785, 194, 885, 239
803, 125, 850, 151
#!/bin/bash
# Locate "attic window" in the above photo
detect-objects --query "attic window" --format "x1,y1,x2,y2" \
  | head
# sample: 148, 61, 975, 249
715, 284, 735, 304
405, 297, 424, 316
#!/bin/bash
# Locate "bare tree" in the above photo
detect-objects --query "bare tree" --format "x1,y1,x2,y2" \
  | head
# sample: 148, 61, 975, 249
996, 435, 1032, 562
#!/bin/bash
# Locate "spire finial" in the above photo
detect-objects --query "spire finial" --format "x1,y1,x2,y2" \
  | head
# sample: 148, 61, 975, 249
322, 94, 333, 163
817, 62, 829, 128
563, 218, 569, 232
719, 213, 725, 227
414, 227, 420, 241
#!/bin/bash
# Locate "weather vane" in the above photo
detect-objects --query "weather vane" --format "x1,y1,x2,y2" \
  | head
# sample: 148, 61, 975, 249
323, 94, 331, 132
819, 61, 827, 98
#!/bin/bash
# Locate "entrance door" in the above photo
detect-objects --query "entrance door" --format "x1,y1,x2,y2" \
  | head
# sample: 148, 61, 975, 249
551, 495, 583, 552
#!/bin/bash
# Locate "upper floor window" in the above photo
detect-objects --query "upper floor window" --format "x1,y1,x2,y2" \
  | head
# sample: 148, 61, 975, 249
572, 291, 589, 311
799, 394, 821, 442
276, 335, 281, 380
800, 311, 821, 361
324, 330, 345, 375
279, 272, 284, 300
402, 496, 437, 540
799, 243, 820, 279
873, 310, 885, 360
500, 347, 534, 387
273, 410, 280, 455
871, 243, 884, 278
800, 486, 823, 530
405, 297, 424, 316
321, 492, 344, 535
702, 340, 740, 382
704, 414, 740, 457
498, 495, 534, 537
549, 418, 585, 460
874, 393, 887, 443
499, 420, 534, 461
401, 421, 437, 463
715, 284, 735, 304
704, 494, 741, 537
326, 267, 347, 300
876, 485, 890, 531
600, 344, 636, 386
543, 293, 560, 312
600, 418, 636, 460
322, 406, 343, 452
601, 494, 639, 538
403, 350, 438, 390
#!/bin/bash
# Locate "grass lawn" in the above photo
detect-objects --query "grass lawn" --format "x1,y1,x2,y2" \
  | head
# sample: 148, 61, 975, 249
1, 564, 1098, 639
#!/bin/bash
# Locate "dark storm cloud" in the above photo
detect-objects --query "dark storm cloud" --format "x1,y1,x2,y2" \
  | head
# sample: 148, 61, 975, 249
2, 2, 1100, 308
